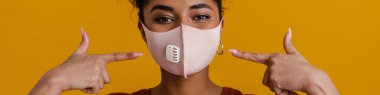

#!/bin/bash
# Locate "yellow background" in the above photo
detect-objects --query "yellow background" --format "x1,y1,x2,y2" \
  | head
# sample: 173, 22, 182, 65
1, 0, 379, 95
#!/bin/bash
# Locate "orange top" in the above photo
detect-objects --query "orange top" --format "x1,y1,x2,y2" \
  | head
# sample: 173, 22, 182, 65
108, 87, 254, 95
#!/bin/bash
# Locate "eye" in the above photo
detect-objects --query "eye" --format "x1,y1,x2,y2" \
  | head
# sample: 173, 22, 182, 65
154, 16, 174, 24
192, 14, 210, 22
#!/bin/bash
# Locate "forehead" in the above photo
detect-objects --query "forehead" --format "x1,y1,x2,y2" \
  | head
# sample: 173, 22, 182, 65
144, 0, 217, 10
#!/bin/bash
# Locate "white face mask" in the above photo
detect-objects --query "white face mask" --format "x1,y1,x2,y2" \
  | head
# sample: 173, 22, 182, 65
141, 20, 222, 78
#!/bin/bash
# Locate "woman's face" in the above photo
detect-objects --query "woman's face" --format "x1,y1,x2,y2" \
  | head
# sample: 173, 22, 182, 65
141, 0, 221, 32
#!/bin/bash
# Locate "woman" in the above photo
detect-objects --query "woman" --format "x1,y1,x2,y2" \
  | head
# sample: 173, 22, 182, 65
29, 0, 339, 95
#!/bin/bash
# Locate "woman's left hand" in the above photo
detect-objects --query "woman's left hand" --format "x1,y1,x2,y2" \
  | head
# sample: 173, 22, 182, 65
229, 28, 339, 95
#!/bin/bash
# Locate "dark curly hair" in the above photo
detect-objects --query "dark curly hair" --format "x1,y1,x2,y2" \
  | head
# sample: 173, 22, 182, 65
129, 0, 224, 23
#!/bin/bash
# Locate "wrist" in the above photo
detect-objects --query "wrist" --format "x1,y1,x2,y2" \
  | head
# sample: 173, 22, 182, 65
29, 76, 64, 95
42, 81, 63, 95
43, 70, 67, 91
305, 69, 339, 95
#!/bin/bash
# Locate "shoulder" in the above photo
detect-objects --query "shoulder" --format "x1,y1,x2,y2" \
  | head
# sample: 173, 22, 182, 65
222, 87, 255, 95
108, 88, 151, 95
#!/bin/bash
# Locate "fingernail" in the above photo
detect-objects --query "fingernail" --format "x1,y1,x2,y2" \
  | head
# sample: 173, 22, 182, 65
81, 27, 84, 35
228, 49, 238, 54
287, 27, 293, 40
133, 52, 144, 57
288, 27, 292, 36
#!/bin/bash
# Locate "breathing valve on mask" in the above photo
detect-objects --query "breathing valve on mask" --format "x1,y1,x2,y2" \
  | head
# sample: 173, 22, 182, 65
166, 45, 180, 63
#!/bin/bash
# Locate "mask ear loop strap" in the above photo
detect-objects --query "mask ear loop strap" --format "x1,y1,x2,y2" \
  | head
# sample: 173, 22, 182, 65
217, 41, 224, 55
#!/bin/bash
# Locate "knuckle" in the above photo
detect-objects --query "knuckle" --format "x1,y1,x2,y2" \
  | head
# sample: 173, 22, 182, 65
242, 52, 252, 59
269, 56, 283, 65
250, 53, 258, 59
269, 58, 278, 65
114, 53, 121, 60
241, 51, 248, 56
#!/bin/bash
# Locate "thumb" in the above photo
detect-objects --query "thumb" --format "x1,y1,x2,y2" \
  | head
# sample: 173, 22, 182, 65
101, 52, 143, 63
74, 27, 90, 54
283, 28, 300, 55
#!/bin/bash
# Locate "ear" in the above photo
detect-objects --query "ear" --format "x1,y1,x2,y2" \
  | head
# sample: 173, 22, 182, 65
138, 23, 147, 43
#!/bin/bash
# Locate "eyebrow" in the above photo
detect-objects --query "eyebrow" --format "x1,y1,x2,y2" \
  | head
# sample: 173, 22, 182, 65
150, 3, 212, 13
150, 4, 174, 13
190, 3, 212, 10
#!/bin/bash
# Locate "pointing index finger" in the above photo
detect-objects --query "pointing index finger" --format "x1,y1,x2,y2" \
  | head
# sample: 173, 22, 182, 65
101, 52, 143, 63
229, 49, 272, 65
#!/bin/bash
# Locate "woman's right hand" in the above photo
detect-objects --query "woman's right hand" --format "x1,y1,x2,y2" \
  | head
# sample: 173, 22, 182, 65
29, 28, 143, 95
229, 29, 339, 95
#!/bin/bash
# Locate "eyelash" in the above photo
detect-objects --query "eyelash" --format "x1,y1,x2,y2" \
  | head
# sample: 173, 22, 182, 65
192, 14, 210, 22
154, 14, 211, 24
154, 16, 175, 24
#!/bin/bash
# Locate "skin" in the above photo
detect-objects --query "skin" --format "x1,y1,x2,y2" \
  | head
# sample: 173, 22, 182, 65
29, 0, 339, 95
